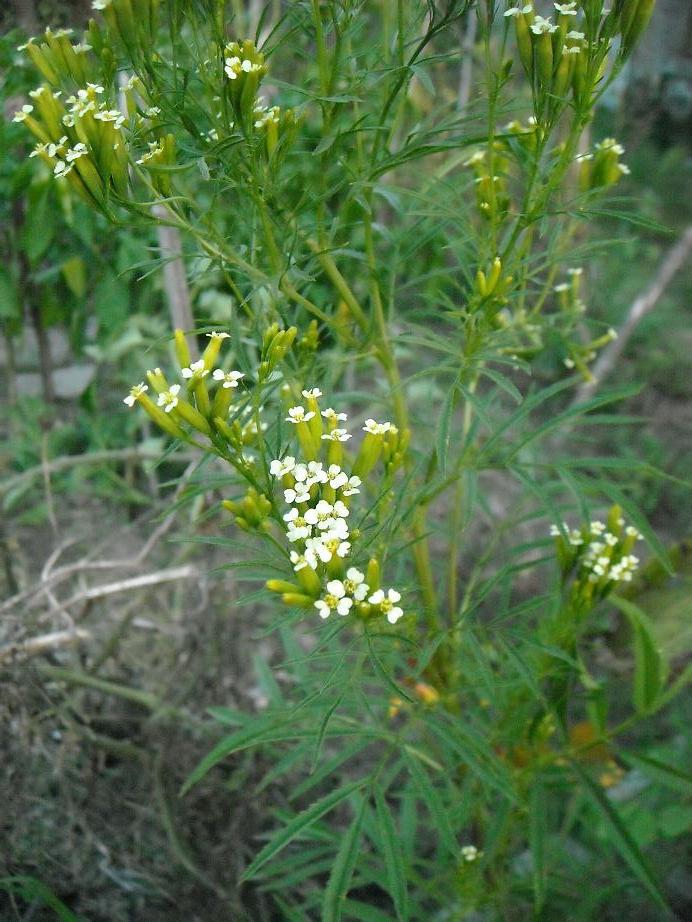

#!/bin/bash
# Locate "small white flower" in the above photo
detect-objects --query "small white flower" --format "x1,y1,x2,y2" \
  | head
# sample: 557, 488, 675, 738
625, 526, 642, 540
213, 369, 245, 388
181, 359, 209, 380
306, 461, 329, 486
590, 521, 606, 536
285, 510, 312, 541
342, 475, 361, 496
461, 845, 480, 862
568, 529, 584, 546
322, 408, 348, 423
284, 485, 311, 505
363, 419, 393, 436
554, 2, 577, 14
302, 388, 322, 399
549, 524, 564, 536
344, 567, 369, 602
321, 428, 351, 442
157, 384, 181, 413
566, 30, 585, 40
567, 267, 583, 276
270, 456, 296, 478
326, 465, 348, 490
504, 4, 532, 17
123, 382, 148, 407
315, 580, 353, 619
286, 406, 315, 424
206, 330, 230, 340
368, 588, 404, 624
604, 533, 618, 547
530, 15, 557, 34
12, 104, 33, 123
554, 283, 570, 293
310, 531, 351, 562
290, 550, 316, 572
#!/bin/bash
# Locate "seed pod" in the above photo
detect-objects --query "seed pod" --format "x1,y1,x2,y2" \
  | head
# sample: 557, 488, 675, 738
622, 0, 656, 56
514, 14, 534, 77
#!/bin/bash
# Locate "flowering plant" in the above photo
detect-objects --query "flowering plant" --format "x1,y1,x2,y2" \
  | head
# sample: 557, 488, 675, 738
15, 1, 686, 918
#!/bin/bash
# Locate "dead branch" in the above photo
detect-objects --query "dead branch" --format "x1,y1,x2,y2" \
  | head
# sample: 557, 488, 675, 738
574, 225, 692, 405
0, 628, 91, 665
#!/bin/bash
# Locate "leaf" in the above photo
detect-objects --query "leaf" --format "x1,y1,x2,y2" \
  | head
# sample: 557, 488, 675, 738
573, 764, 670, 912
366, 632, 414, 703
620, 752, 692, 796
181, 716, 292, 794
311, 689, 346, 771
529, 778, 547, 913
0, 266, 19, 320
610, 596, 665, 715
403, 751, 457, 855
61, 256, 87, 299
436, 380, 456, 475
0, 876, 83, 921
374, 788, 408, 921
240, 778, 367, 882
322, 797, 366, 922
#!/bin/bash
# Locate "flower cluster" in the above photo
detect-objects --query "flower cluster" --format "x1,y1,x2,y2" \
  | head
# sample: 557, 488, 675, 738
268, 394, 406, 625
550, 506, 642, 600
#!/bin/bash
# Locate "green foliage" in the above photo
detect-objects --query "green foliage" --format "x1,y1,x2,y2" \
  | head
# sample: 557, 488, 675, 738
4, 1, 691, 919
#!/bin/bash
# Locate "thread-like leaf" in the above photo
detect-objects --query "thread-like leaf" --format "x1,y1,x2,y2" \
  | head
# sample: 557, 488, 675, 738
611, 596, 665, 714
574, 764, 670, 912
374, 787, 408, 921
241, 778, 367, 882
322, 796, 366, 922
529, 778, 547, 913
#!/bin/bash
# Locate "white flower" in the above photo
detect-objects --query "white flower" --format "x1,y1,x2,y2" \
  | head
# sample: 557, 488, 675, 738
290, 550, 316, 572
213, 369, 245, 388
65, 143, 87, 162
566, 30, 585, 40
604, 533, 618, 547
625, 526, 642, 539
206, 330, 230, 340
306, 461, 329, 486
270, 456, 296, 477
363, 419, 393, 436
123, 382, 148, 407
568, 529, 584, 546
308, 531, 350, 562
530, 16, 557, 34
284, 485, 311, 505
554, 3, 577, 14
461, 845, 480, 862
12, 104, 33, 123
322, 408, 348, 423
567, 267, 583, 276
284, 509, 312, 542
157, 384, 181, 413
321, 429, 351, 442
369, 588, 404, 624
315, 580, 353, 619
302, 388, 322, 399
342, 475, 361, 496
326, 465, 348, 490
549, 524, 564, 536
344, 567, 369, 601
590, 521, 606, 536
286, 406, 315, 424
504, 4, 532, 16
181, 359, 209, 380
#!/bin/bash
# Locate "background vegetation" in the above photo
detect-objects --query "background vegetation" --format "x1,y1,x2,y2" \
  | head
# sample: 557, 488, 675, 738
1, 1, 690, 920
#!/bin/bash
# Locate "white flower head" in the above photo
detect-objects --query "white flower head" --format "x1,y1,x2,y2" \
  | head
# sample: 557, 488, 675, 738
270, 456, 296, 478
321, 429, 351, 442
530, 15, 557, 34
322, 408, 348, 423
363, 419, 393, 436
306, 461, 329, 486
326, 464, 348, 490
213, 369, 245, 388
461, 845, 480, 862
124, 382, 148, 407
181, 359, 209, 380
157, 384, 181, 413
369, 588, 404, 624
206, 330, 230, 340
344, 567, 369, 601
302, 388, 322, 399
315, 580, 353, 619
554, 2, 577, 14
290, 550, 316, 572
504, 4, 532, 17
286, 406, 315, 424
309, 531, 350, 562
342, 475, 361, 496
284, 485, 311, 505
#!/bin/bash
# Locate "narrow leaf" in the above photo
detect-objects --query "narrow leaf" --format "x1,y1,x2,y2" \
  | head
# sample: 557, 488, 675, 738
241, 778, 367, 881
322, 797, 367, 922
611, 596, 665, 714
374, 788, 408, 921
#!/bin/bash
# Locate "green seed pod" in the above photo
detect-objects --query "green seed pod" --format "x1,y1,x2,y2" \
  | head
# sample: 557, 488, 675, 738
175, 396, 212, 435
24, 42, 60, 84
514, 15, 534, 77
622, 0, 656, 56
366, 558, 381, 592
352, 431, 382, 478
137, 392, 187, 440
535, 31, 554, 86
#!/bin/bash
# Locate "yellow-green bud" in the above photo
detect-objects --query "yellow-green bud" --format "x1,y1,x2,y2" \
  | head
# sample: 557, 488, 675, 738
266, 579, 302, 594
174, 328, 191, 370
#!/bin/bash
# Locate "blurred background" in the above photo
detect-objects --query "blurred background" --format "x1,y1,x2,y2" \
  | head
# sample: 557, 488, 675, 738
1, 2, 691, 919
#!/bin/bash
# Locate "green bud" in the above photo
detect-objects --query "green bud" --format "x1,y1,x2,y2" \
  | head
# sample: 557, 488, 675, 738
174, 328, 191, 370
266, 579, 302, 594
